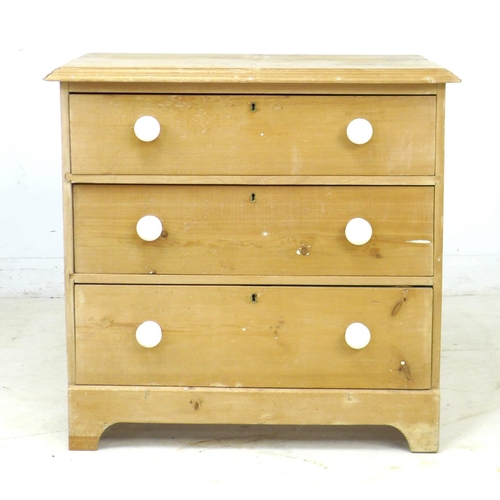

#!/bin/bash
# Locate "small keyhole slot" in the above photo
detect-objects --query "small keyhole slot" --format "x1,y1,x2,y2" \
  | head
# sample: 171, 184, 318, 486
250, 193, 256, 203
250, 102, 257, 112
251, 293, 258, 303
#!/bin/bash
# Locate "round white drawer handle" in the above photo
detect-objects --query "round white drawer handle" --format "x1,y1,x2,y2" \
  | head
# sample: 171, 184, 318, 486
346, 118, 373, 145
345, 217, 372, 246
136, 320, 162, 348
136, 215, 163, 242
345, 322, 371, 350
134, 115, 161, 142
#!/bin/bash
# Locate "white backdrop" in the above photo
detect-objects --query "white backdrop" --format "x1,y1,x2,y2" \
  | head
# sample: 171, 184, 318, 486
1, 0, 498, 296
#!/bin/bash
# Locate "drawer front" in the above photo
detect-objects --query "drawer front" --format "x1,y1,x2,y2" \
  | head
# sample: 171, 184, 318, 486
69, 94, 436, 176
75, 285, 432, 389
74, 185, 434, 276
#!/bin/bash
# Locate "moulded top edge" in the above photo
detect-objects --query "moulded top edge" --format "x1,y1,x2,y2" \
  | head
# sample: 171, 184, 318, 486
45, 53, 461, 84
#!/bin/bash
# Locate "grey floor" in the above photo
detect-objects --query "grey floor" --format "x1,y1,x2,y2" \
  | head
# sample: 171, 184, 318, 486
1, 295, 499, 495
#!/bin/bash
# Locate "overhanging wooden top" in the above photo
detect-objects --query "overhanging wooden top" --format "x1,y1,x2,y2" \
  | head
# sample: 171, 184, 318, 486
45, 54, 460, 84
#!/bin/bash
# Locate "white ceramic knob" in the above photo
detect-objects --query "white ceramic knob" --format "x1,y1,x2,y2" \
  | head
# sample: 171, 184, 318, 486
345, 322, 371, 349
345, 217, 372, 246
136, 320, 162, 348
136, 215, 163, 241
134, 116, 161, 142
346, 118, 373, 145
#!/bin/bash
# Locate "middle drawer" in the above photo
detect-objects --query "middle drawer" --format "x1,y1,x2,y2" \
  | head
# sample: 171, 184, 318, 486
73, 184, 434, 276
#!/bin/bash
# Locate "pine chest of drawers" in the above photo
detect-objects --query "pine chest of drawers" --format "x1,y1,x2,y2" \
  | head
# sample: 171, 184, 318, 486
46, 54, 459, 451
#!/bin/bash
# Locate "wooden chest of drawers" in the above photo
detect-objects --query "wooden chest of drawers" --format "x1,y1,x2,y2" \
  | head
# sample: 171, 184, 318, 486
46, 54, 459, 451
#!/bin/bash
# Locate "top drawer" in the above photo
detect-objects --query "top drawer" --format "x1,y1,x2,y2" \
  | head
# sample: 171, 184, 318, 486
69, 94, 436, 176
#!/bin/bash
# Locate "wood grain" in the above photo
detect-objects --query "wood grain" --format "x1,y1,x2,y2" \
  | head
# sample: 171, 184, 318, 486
432, 85, 446, 388
74, 285, 433, 389
69, 94, 436, 176
60, 83, 76, 383
68, 385, 440, 452
46, 54, 458, 453
66, 174, 437, 186
45, 53, 460, 84
67, 82, 438, 95
71, 274, 435, 286
73, 185, 435, 276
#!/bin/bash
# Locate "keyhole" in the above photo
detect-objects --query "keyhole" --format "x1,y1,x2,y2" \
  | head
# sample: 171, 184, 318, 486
250, 102, 257, 112
251, 293, 258, 303
250, 193, 256, 202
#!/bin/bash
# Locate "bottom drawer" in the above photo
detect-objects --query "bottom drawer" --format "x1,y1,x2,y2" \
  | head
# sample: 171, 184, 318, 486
74, 285, 432, 389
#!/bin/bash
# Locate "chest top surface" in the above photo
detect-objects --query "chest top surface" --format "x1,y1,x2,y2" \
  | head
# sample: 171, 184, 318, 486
45, 53, 460, 84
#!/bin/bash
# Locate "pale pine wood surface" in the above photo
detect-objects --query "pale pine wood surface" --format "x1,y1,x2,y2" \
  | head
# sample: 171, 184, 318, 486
431, 85, 446, 388
69, 94, 436, 176
74, 285, 432, 389
45, 53, 460, 84
73, 185, 434, 276
68, 82, 438, 95
71, 274, 435, 286
48, 54, 459, 452
60, 83, 76, 384
66, 174, 437, 186
68, 386, 440, 452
